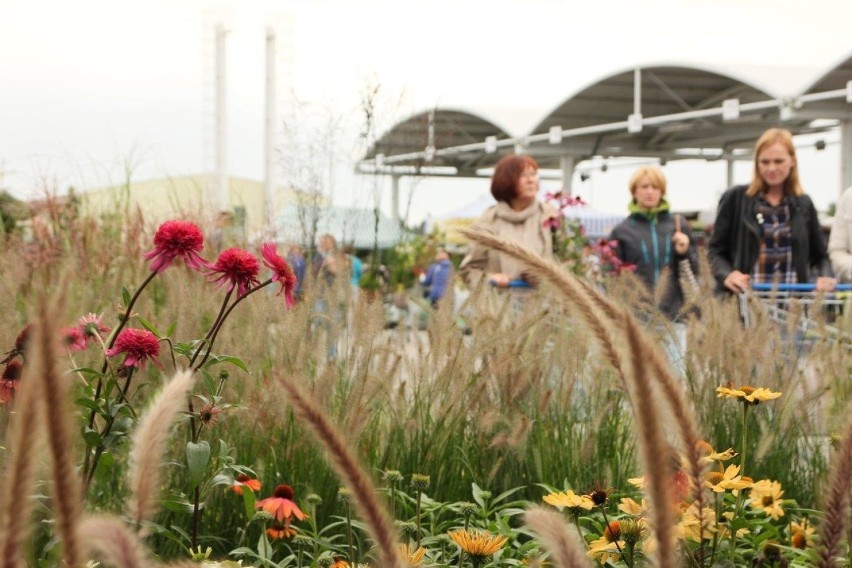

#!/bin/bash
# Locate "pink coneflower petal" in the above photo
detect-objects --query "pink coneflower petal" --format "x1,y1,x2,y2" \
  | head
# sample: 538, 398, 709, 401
261, 242, 297, 308
104, 328, 162, 370
207, 248, 261, 297
143, 220, 209, 274
62, 326, 88, 352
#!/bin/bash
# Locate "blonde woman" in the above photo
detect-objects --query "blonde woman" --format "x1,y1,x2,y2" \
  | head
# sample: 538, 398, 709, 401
708, 127, 835, 294
608, 165, 697, 320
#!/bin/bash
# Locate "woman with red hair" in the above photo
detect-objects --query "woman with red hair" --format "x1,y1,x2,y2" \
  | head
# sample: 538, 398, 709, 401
460, 154, 558, 288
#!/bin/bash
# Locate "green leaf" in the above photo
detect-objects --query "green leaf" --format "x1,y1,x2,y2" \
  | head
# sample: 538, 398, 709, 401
121, 286, 131, 307
204, 354, 249, 373
82, 428, 102, 447
186, 440, 211, 490
165, 321, 176, 338
136, 316, 161, 337
75, 397, 103, 413
241, 484, 257, 519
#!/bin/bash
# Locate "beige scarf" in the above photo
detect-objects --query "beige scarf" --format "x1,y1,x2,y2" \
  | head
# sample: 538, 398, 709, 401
493, 201, 547, 278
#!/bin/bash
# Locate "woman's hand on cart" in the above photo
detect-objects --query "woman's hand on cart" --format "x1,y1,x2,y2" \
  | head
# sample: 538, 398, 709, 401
815, 276, 837, 292
723, 270, 751, 293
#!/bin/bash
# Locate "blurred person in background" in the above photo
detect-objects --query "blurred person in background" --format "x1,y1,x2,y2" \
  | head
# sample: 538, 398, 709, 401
459, 154, 558, 288
708, 127, 834, 294
608, 165, 698, 321
420, 247, 453, 308
828, 185, 852, 281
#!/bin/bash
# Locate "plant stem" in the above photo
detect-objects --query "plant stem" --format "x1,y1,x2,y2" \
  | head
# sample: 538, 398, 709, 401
346, 501, 354, 563
82, 270, 157, 489
415, 489, 423, 548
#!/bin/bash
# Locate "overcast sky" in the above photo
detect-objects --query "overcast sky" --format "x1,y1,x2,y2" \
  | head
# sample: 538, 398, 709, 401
2, 0, 851, 224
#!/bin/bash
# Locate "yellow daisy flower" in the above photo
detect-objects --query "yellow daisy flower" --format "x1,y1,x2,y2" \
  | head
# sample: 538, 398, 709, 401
398, 543, 426, 565
749, 479, 785, 520
618, 497, 646, 516
704, 464, 753, 493
790, 519, 815, 549
716, 384, 782, 405
448, 529, 507, 561
676, 503, 716, 542
696, 440, 738, 463
543, 490, 594, 511
587, 536, 622, 565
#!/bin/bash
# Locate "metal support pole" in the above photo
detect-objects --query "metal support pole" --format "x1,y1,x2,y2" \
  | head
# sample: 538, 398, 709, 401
391, 175, 401, 227
634, 68, 642, 117
264, 26, 276, 229
215, 24, 229, 212
726, 158, 735, 189
840, 120, 852, 192
560, 156, 576, 195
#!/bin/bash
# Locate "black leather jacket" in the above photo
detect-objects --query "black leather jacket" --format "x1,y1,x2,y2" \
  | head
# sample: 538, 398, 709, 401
708, 185, 832, 293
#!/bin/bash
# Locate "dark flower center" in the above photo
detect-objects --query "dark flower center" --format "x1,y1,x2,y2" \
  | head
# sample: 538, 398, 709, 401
274, 484, 295, 499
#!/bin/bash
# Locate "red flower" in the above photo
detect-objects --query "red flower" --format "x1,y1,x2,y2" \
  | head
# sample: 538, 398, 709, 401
261, 243, 297, 308
62, 326, 87, 352
2, 324, 32, 365
104, 328, 162, 370
0, 360, 23, 404
143, 220, 209, 274
79, 313, 110, 341
208, 248, 261, 297
232, 473, 262, 495
256, 484, 306, 525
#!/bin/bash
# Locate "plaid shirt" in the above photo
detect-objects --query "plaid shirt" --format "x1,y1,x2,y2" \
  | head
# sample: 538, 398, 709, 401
751, 197, 796, 284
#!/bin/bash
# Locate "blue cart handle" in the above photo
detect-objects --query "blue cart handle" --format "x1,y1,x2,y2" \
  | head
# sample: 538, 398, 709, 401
751, 283, 852, 292
488, 279, 533, 288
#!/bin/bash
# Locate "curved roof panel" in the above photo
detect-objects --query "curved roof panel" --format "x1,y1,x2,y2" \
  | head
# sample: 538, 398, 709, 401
802, 51, 852, 93
358, 61, 851, 175
362, 108, 513, 175
527, 65, 797, 168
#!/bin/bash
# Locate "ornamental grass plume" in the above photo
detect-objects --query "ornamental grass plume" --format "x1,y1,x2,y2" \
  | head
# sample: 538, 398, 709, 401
126, 370, 196, 529
0, 332, 43, 568
460, 227, 696, 567
523, 506, 593, 568
33, 293, 84, 568
816, 418, 852, 567
276, 373, 404, 568
79, 515, 152, 568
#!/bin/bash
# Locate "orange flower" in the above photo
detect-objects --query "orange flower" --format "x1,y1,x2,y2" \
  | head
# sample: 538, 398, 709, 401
257, 484, 306, 537
232, 473, 261, 495
266, 522, 298, 539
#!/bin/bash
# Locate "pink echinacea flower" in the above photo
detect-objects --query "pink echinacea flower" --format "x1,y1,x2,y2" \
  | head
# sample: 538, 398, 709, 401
207, 248, 261, 297
261, 242, 297, 308
104, 328, 162, 370
143, 220, 208, 273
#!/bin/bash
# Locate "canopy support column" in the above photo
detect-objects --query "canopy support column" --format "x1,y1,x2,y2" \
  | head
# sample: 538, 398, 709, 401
841, 119, 852, 193
390, 174, 401, 227
560, 156, 576, 195
726, 158, 735, 189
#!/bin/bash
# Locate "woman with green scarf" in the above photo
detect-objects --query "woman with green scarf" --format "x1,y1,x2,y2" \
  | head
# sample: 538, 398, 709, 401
608, 166, 698, 321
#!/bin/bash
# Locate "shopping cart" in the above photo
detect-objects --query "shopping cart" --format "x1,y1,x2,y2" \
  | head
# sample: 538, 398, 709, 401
738, 283, 852, 349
